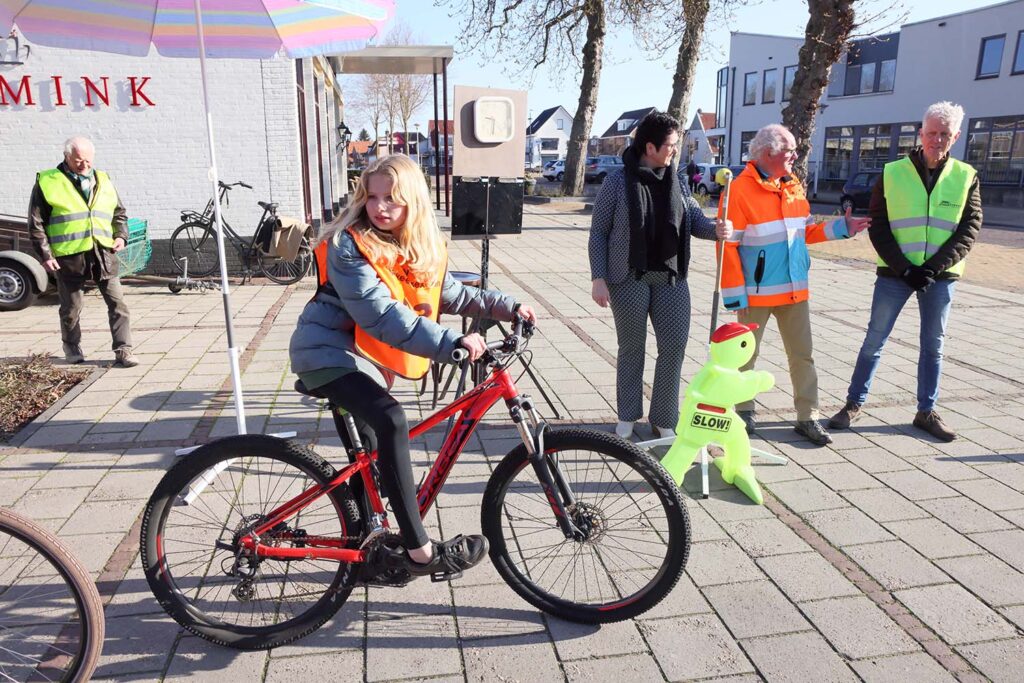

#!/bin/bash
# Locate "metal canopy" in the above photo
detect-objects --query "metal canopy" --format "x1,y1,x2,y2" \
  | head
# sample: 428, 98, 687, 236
329, 45, 455, 215
331, 45, 453, 75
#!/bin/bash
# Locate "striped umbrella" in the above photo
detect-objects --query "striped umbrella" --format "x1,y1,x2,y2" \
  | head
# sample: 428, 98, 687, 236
2, 0, 394, 436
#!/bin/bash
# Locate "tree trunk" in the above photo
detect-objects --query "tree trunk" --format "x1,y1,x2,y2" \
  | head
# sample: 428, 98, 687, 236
781, 0, 856, 184
562, 0, 606, 196
667, 0, 709, 126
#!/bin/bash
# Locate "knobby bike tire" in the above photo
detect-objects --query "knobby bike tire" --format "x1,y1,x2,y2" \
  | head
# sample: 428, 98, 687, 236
140, 435, 363, 650
0, 507, 105, 683
481, 428, 690, 623
169, 222, 220, 278
255, 237, 313, 285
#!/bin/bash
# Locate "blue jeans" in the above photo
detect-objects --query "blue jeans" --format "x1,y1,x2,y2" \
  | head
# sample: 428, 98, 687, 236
846, 275, 956, 412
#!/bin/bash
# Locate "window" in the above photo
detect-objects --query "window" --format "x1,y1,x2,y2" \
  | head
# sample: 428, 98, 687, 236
616, 118, 634, 132
782, 66, 797, 101
823, 126, 855, 179
743, 72, 757, 105
740, 131, 756, 161
762, 69, 777, 103
715, 68, 729, 128
859, 62, 876, 94
557, 118, 564, 130
977, 34, 1005, 79
897, 123, 918, 158
540, 138, 558, 151
878, 59, 896, 92
857, 124, 891, 171
965, 115, 1024, 185
1013, 31, 1024, 75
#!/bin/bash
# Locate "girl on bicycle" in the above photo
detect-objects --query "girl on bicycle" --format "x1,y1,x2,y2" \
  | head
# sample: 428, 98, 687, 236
290, 154, 536, 579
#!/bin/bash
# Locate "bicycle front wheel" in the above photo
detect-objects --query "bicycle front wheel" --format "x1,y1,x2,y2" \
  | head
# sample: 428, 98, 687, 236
0, 507, 105, 683
482, 428, 690, 623
140, 435, 363, 650
256, 237, 312, 285
169, 222, 219, 277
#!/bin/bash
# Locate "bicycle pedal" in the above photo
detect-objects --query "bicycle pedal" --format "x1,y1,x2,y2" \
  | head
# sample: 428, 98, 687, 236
430, 569, 463, 583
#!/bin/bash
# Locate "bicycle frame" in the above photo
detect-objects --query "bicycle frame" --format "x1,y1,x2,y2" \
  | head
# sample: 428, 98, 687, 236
232, 360, 576, 564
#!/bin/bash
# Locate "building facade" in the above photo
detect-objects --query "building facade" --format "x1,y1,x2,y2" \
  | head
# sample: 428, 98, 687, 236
525, 105, 573, 168
0, 35, 347, 270
713, 0, 1024, 204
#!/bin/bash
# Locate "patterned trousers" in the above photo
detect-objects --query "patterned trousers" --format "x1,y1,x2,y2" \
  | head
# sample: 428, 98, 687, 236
608, 275, 691, 429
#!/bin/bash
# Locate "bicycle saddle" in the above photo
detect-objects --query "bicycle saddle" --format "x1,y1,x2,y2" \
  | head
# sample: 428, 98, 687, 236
258, 201, 279, 212
293, 379, 327, 399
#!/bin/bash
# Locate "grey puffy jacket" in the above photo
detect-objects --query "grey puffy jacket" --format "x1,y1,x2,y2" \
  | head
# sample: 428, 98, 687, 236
289, 229, 518, 386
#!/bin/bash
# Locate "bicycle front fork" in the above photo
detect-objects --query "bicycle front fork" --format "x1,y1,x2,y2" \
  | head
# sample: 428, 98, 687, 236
509, 397, 586, 542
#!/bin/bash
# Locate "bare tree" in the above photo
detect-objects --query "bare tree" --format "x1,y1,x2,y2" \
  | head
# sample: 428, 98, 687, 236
347, 73, 387, 156
437, 0, 680, 196
667, 0, 710, 126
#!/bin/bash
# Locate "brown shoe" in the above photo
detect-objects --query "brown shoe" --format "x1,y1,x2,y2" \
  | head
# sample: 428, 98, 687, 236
115, 348, 139, 368
913, 410, 956, 442
828, 401, 862, 430
795, 419, 833, 446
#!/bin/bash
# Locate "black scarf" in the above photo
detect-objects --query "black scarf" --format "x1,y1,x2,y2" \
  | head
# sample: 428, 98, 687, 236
623, 144, 684, 277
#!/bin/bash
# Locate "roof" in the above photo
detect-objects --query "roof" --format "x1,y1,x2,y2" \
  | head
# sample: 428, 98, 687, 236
348, 141, 372, 155
600, 107, 656, 139
527, 106, 565, 135
332, 45, 455, 75
700, 112, 716, 131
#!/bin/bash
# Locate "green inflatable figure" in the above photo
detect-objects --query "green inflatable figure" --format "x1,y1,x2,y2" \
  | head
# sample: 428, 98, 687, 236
661, 322, 775, 504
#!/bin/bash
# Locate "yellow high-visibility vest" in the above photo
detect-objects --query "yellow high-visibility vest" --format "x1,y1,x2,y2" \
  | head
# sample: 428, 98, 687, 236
37, 169, 118, 257
880, 156, 975, 276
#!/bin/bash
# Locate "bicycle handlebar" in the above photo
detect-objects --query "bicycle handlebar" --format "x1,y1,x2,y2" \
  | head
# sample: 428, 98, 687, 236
217, 181, 253, 190
450, 315, 535, 364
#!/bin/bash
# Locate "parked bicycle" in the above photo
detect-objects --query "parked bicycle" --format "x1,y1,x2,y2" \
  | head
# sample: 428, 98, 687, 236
0, 507, 104, 682
170, 181, 312, 285
140, 318, 691, 650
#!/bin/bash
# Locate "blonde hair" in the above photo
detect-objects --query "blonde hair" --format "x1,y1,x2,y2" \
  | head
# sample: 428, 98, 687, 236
318, 154, 446, 286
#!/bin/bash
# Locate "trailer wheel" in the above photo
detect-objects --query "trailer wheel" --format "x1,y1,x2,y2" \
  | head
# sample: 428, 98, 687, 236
0, 259, 38, 311
168, 282, 184, 294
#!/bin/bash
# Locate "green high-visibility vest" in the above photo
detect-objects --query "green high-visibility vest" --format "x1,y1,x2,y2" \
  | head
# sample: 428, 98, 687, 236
880, 155, 975, 276
37, 168, 118, 258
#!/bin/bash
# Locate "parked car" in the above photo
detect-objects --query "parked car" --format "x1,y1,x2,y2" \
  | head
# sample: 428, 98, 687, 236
543, 160, 566, 181
1, 212, 52, 311
585, 155, 624, 183
694, 163, 730, 195
840, 171, 881, 212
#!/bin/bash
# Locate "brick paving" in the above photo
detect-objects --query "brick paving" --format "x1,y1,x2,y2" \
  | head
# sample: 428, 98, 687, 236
1, 203, 1023, 681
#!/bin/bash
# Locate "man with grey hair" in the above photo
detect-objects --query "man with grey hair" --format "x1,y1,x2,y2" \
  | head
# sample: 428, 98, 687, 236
29, 136, 137, 367
718, 123, 870, 445
829, 101, 981, 442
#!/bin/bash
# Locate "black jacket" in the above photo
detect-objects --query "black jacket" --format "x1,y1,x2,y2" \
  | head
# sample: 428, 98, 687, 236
869, 148, 982, 280
29, 162, 129, 280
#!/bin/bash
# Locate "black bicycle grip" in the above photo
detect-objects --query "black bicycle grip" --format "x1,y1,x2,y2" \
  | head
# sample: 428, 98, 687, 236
239, 182, 253, 189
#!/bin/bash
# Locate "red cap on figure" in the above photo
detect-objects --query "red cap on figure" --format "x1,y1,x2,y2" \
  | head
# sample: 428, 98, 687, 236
710, 322, 759, 343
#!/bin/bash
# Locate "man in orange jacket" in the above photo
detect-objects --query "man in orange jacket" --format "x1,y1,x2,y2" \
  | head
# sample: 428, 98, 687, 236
718, 124, 870, 445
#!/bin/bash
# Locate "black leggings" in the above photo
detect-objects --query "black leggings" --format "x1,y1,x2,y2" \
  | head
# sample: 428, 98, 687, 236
318, 372, 430, 548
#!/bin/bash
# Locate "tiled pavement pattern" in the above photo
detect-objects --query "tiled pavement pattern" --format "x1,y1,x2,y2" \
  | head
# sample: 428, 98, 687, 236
1, 203, 1023, 682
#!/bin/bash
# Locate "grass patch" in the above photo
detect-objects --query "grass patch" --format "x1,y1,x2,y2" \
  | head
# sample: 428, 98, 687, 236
0, 355, 86, 441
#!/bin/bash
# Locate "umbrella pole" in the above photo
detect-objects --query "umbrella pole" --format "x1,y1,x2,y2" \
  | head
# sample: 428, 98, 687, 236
193, 0, 247, 435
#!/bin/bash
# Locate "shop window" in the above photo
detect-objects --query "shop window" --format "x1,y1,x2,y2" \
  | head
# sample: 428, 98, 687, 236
966, 115, 1024, 185
897, 123, 918, 158
762, 69, 777, 104
823, 126, 855, 179
743, 72, 757, 106
977, 35, 1005, 79
782, 65, 797, 101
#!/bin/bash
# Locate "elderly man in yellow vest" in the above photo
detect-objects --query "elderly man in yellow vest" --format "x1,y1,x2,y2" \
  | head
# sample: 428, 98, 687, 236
829, 102, 982, 442
29, 136, 137, 367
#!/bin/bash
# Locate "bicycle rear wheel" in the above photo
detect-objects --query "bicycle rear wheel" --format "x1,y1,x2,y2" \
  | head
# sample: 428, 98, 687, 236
140, 435, 362, 650
169, 222, 219, 277
256, 237, 312, 285
0, 507, 105, 683
482, 428, 689, 623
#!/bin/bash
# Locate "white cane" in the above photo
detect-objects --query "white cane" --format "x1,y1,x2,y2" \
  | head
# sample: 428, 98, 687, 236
709, 168, 734, 343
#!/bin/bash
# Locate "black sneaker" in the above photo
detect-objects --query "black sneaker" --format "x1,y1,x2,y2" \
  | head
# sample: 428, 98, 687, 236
390, 534, 489, 582
795, 419, 833, 446
737, 410, 756, 435
913, 410, 956, 442
828, 401, 862, 430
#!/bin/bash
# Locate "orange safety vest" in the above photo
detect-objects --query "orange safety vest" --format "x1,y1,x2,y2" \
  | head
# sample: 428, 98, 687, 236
346, 227, 445, 380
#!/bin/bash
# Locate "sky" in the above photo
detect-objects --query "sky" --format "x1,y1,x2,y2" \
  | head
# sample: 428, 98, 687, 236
342, 0, 1008, 137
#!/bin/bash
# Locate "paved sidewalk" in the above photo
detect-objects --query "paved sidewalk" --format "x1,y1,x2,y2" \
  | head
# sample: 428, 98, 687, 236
2, 204, 1023, 682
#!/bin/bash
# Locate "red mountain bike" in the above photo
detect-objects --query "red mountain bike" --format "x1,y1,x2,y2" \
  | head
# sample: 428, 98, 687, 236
139, 319, 690, 650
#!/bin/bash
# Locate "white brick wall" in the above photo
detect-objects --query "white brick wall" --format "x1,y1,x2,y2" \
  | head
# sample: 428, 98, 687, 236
0, 43, 305, 241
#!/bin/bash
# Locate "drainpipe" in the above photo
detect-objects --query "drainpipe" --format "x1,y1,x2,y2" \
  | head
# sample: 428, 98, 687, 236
727, 66, 736, 165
